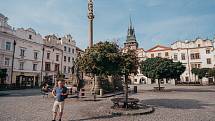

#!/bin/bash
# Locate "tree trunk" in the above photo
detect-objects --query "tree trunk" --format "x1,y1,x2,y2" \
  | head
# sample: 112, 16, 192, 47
124, 75, 128, 109
158, 79, 161, 91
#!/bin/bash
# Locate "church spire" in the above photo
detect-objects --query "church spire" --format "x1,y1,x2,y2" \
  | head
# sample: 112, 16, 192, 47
127, 16, 136, 39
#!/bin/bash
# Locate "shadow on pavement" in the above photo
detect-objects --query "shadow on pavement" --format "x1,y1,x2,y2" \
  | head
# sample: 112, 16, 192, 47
69, 114, 121, 121
141, 99, 213, 109
0, 89, 42, 97
171, 88, 215, 92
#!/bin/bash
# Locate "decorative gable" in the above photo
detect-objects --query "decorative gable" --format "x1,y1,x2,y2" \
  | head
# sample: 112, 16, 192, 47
147, 45, 171, 52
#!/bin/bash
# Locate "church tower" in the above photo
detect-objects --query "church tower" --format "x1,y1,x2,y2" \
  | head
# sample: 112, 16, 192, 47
124, 17, 138, 50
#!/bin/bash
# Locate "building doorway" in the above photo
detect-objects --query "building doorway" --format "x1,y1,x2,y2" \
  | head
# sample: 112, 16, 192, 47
139, 77, 146, 84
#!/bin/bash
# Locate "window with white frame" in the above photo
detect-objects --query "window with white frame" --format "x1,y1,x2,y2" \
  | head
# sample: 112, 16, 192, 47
4, 57, 10, 66
68, 47, 71, 53
64, 66, 66, 73
19, 62, 24, 70
206, 49, 210, 54
6, 42, 11, 51
68, 57, 71, 62
20, 48, 25, 57
34, 52, 38, 60
33, 64, 37, 71
174, 54, 178, 61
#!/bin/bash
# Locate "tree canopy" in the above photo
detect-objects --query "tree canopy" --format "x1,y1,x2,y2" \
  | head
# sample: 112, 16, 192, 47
77, 41, 122, 76
120, 50, 139, 76
192, 68, 212, 79
140, 57, 186, 80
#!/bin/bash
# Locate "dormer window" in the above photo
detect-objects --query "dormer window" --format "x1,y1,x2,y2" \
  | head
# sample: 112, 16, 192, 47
29, 35, 32, 39
198, 44, 200, 47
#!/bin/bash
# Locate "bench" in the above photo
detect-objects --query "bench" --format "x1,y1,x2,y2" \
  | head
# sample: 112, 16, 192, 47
111, 97, 139, 109
153, 87, 165, 91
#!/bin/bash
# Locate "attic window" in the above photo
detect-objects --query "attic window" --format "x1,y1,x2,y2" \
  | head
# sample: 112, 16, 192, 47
29, 35, 32, 39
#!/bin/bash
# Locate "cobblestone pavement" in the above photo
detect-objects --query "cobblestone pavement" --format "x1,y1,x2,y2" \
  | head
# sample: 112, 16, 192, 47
0, 85, 215, 121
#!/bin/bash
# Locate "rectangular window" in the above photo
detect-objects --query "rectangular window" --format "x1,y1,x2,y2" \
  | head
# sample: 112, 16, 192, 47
56, 55, 59, 61
207, 58, 211, 64
68, 48, 71, 52
68, 57, 71, 62
191, 64, 201, 69
20, 49, 25, 57
6, 42, 11, 51
4, 57, 10, 66
158, 53, 161, 57
45, 62, 51, 71
181, 53, 186, 60
151, 54, 154, 58
174, 54, 178, 61
34, 52, 38, 60
64, 56, 66, 62
72, 48, 74, 54
165, 52, 169, 56
190, 53, 200, 60
68, 67, 70, 73
29, 35, 32, 39
206, 49, 210, 54
55, 64, 59, 72
72, 57, 74, 62
195, 53, 200, 59
64, 46, 67, 51
33, 64, 37, 71
47, 52, 50, 59
64, 66, 67, 73
19, 62, 24, 70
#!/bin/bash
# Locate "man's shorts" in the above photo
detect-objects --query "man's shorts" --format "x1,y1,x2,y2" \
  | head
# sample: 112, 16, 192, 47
52, 101, 65, 112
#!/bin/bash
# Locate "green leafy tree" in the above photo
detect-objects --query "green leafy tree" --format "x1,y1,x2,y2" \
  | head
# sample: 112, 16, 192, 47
77, 41, 122, 76
120, 50, 139, 107
77, 41, 122, 94
140, 57, 185, 90
192, 68, 211, 84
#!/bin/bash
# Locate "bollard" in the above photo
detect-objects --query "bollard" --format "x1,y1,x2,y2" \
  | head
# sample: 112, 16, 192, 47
100, 89, 103, 96
80, 89, 85, 97
133, 86, 137, 93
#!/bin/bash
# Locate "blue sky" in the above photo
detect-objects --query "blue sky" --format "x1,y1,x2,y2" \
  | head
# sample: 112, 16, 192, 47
0, 0, 215, 50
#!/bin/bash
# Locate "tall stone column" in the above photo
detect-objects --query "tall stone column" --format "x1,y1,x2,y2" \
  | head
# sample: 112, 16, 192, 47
88, 0, 95, 48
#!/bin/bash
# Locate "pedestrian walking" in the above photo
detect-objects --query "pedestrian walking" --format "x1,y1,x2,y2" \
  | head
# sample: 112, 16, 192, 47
52, 80, 68, 121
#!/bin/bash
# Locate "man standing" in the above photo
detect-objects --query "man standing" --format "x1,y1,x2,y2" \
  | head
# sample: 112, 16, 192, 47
52, 80, 68, 121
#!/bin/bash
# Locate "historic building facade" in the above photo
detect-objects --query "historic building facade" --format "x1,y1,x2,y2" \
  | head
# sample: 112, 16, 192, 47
123, 20, 215, 85
61, 35, 77, 80
0, 13, 80, 87
42, 35, 63, 85
0, 13, 16, 85
171, 39, 215, 85
12, 28, 43, 87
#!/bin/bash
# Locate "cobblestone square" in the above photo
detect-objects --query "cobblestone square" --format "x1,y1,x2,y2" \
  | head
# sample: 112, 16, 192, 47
0, 85, 215, 121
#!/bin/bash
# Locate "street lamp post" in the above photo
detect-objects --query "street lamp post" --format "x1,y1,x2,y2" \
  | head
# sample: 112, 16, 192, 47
11, 40, 16, 87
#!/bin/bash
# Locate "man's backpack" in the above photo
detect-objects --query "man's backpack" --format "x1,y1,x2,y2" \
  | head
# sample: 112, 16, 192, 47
62, 87, 68, 99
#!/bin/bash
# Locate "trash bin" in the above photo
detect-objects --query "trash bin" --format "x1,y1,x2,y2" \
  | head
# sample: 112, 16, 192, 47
80, 89, 85, 97
133, 86, 137, 93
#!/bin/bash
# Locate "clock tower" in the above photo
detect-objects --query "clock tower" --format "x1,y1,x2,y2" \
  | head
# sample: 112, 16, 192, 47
124, 17, 138, 50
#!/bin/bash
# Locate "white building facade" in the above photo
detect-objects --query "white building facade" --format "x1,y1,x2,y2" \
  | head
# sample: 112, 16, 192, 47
12, 28, 43, 87
0, 13, 16, 85
0, 13, 79, 87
